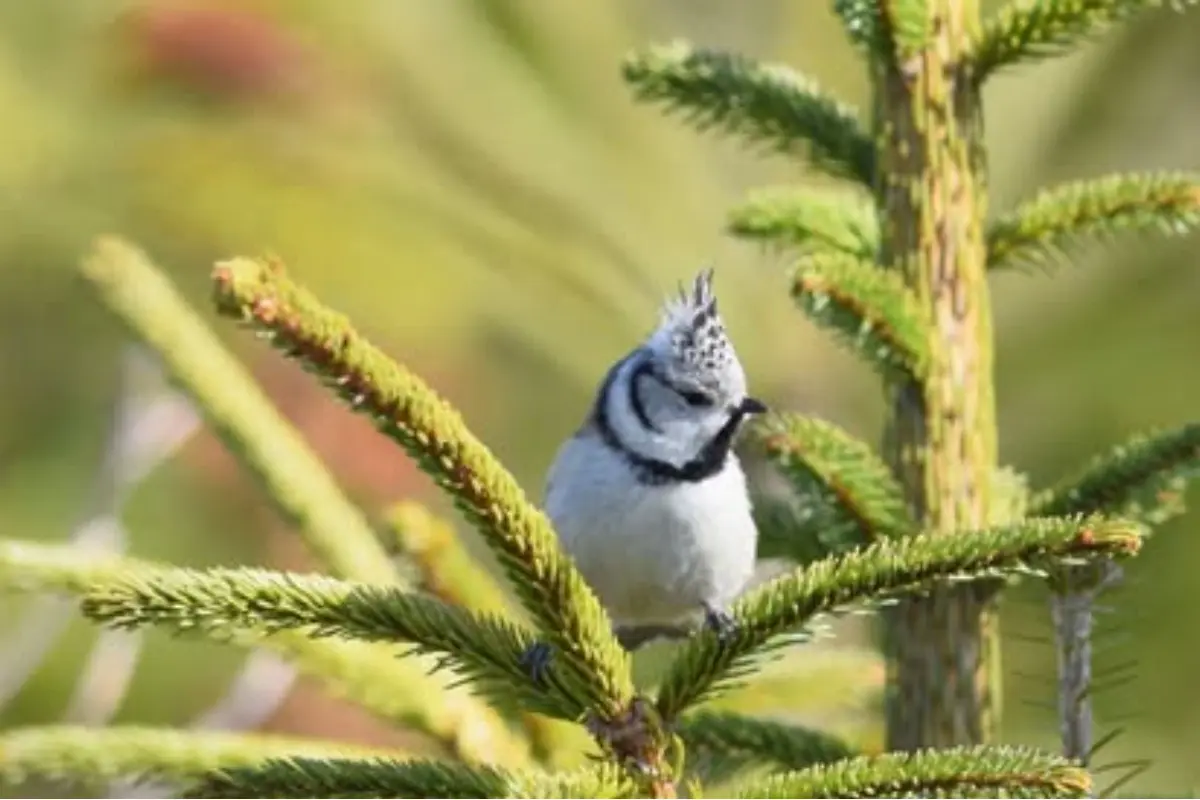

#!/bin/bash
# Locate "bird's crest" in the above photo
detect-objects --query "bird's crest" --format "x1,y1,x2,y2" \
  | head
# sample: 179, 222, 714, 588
654, 267, 736, 374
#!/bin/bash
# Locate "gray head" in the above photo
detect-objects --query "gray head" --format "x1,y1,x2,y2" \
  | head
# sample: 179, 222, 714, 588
594, 268, 766, 474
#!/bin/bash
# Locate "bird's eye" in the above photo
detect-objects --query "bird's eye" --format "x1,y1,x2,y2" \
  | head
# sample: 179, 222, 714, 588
679, 388, 713, 407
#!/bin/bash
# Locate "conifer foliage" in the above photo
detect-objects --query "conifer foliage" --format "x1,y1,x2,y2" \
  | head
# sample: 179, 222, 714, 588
2, 1, 1199, 797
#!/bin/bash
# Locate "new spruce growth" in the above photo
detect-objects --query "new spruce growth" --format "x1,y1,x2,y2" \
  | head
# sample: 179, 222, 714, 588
2, 0, 1198, 797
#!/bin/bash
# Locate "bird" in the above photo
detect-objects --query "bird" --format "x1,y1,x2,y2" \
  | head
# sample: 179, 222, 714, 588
521, 268, 766, 681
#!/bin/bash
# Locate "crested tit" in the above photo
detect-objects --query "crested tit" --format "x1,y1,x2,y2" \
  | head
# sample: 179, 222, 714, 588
526, 268, 765, 678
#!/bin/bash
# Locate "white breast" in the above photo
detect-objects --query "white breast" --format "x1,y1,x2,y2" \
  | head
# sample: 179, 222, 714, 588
543, 431, 758, 627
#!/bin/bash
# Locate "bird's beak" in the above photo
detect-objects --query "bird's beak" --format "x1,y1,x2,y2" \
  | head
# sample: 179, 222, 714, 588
739, 396, 768, 415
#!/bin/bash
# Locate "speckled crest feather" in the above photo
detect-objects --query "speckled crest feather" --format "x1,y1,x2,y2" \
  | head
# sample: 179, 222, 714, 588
656, 267, 735, 374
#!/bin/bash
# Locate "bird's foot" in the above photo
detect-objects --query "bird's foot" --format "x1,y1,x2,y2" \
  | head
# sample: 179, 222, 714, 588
519, 641, 553, 686
703, 605, 739, 644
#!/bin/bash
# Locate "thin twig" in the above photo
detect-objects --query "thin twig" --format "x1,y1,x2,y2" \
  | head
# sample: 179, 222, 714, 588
0, 517, 123, 709
1050, 559, 1124, 773
0, 346, 199, 799
192, 652, 298, 731
66, 349, 201, 729
64, 629, 144, 726
0, 347, 198, 711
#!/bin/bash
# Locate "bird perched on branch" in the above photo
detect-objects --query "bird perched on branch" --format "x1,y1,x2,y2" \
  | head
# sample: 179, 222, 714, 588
522, 268, 766, 680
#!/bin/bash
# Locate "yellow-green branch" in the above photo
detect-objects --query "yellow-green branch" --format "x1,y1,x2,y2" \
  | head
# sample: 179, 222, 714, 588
790, 254, 930, 382
0, 725, 403, 790
1034, 423, 1200, 523
987, 173, 1200, 272
655, 516, 1141, 720
209, 255, 632, 720
383, 501, 589, 768
193, 758, 633, 799
727, 187, 880, 259
81, 238, 395, 586
0, 539, 530, 766
732, 745, 1090, 798
622, 42, 875, 184
749, 413, 916, 548
73, 561, 587, 722
383, 501, 514, 617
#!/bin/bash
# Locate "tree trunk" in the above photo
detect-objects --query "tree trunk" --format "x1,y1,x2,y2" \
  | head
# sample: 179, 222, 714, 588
874, 0, 1001, 750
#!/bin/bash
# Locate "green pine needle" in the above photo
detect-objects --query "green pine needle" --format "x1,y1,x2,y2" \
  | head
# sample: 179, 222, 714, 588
992, 465, 1034, 526
987, 172, 1200, 272
0, 725, 400, 792
0, 540, 531, 764
194, 758, 506, 799
833, 0, 887, 52
655, 515, 1142, 719
622, 42, 875, 184
677, 711, 856, 774
972, 0, 1200, 82
76, 564, 584, 721
832, 0, 931, 60
1033, 423, 1200, 525
211, 255, 633, 720
751, 489, 840, 566
886, 0, 933, 56
732, 745, 1090, 798
747, 413, 916, 561
728, 187, 880, 260
791, 253, 929, 381
191, 758, 633, 799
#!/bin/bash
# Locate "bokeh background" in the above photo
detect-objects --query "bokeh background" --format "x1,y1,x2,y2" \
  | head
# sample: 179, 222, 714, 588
1, 0, 1198, 795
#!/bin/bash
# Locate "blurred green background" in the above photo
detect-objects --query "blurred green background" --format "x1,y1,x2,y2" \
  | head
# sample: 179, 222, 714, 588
0, 0, 1197, 794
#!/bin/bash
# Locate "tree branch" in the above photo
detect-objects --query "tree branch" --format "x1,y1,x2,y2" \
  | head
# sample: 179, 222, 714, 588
0, 726, 400, 793
655, 516, 1142, 719
748, 413, 916, 562
0, 539, 529, 765
1033, 423, 1200, 524
75, 563, 584, 721
971, 0, 1198, 82
210, 253, 632, 720
190, 758, 632, 800
727, 187, 879, 260
790, 253, 929, 382
987, 173, 1200, 272
622, 42, 875, 184
731, 745, 1090, 798
382, 501, 585, 767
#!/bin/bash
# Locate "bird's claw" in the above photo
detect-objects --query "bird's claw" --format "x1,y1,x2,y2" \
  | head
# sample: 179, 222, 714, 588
519, 641, 553, 686
703, 606, 738, 644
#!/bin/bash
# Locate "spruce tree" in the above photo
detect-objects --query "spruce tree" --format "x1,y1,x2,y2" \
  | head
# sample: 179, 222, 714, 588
3, 1, 1200, 797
